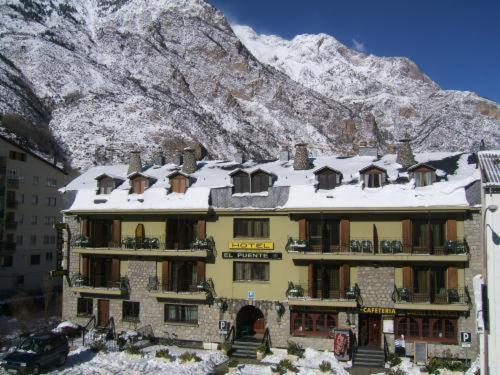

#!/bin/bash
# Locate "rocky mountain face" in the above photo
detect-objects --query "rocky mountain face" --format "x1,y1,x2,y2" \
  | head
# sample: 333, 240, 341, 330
0, 0, 498, 171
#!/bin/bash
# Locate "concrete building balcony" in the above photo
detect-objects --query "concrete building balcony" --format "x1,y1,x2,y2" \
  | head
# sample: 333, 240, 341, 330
70, 274, 129, 296
286, 282, 360, 308
147, 276, 207, 300
6, 177, 20, 189
393, 287, 470, 312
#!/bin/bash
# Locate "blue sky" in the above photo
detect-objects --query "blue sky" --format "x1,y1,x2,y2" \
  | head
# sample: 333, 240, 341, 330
210, 0, 500, 103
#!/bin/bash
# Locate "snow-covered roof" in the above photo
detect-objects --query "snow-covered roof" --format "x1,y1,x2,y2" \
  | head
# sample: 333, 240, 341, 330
478, 151, 500, 186
62, 152, 480, 212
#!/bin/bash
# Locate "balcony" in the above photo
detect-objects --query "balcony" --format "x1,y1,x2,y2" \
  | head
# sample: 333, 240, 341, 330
3, 242, 16, 251
72, 235, 214, 258
6, 177, 19, 189
147, 276, 208, 300
70, 273, 130, 296
286, 282, 361, 308
5, 200, 18, 209
392, 286, 470, 312
286, 237, 469, 262
5, 221, 17, 230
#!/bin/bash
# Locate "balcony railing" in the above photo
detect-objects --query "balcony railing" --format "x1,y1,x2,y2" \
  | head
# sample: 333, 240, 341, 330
146, 276, 200, 293
392, 286, 469, 305
71, 274, 130, 293
6, 178, 20, 189
287, 282, 362, 305
286, 237, 469, 256
72, 235, 215, 252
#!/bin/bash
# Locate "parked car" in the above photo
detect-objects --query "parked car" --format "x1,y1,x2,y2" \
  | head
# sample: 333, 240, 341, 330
0, 332, 68, 374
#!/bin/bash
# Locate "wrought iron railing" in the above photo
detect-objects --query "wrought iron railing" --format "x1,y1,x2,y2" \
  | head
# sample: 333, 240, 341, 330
146, 276, 199, 293
82, 315, 96, 346
392, 285, 468, 304
287, 282, 362, 305
71, 273, 130, 293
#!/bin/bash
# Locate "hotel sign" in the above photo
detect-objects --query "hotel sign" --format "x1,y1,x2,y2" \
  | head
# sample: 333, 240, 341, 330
229, 241, 274, 250
222, 252, 282, 260
360, 307, 396, 315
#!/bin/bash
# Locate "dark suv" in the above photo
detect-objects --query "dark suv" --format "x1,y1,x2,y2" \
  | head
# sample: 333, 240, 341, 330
0, 332, 69, 374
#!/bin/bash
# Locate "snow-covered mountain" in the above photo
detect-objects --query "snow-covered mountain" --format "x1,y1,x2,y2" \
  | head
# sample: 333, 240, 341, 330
0, 0, 498, 171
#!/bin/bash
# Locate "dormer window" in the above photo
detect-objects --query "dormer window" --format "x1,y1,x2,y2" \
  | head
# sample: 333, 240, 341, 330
231, 170, 250, 194
360, 165, 387, 188
95, 174, 122, 195
168, 171, 190, 194
314, 167, 342, 190
408, 164, 436, 187
250, 170, 272, 193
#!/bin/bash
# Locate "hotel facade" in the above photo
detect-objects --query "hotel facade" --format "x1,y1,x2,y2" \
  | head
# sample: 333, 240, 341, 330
60, 144, 482, 362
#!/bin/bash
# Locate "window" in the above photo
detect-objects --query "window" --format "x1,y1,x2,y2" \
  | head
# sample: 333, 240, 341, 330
290, 311, 338, 336
77, 298, 93, 317
9, 150, 26, 161
311, 265, 341, 299
251, 171, 271, 193
1, 256, 13, 267
412, 219, 445, 252
414, 171, 435, 187
131, 176, 148, 194
46, 178, 58, 187
16, 275, 24, 285
363, 171, 385, 188
30, 255, 41, 265
316, 169, 341, 190
170, 175, 188, 194
32, 195, 38, 205
164, 304, 198, 324
45, 197, 57, 206
19, 194, 24, 204
412, 266, 446, 301
44, 216, 56, 225
30, 235, 37, 245
395, 316, 457, 343
33, 176, 39, 185
31, 215, 38, 225
16, 235, 23, 245
232, 171, 250, 194
97, 177, 115, 195
233, 219, 269, 238
122, 301, 140, 322
17, 214, 24, 224
43, 235, 50, 245
308, 220, 340, 251
234, 262, 270, 281
46, 252, 53, 261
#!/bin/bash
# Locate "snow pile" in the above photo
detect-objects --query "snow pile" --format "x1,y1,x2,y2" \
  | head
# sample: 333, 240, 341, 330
53, 321, 80, 333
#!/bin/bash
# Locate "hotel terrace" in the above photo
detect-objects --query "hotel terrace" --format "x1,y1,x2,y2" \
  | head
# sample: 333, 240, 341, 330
59, 143, 482, 362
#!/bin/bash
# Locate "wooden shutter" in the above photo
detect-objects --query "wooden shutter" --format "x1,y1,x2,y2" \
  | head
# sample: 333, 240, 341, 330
197, 261, 206, 283
402, 266, 413, 289
446, 219, 457, 241
81, 218, 89, 237
299, 219, 307, 241
112, 219, 121, 246
340, 264, 350, 292
307, 263, 314, 297
448, 267, 458, 289
111, 258, 120, 282
197, 219, 206, 239
402, 218, 412, 251
81, 256, 88, 277
162, 260, 169, 289
340, 218, 350, 251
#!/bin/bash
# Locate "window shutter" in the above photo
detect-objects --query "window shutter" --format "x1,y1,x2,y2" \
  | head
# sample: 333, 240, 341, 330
340, 264, 350, 292
81, 256, 88, 277
402, 218, 412, 251
112, 219, 121, 246
446, 219, 457, 241
197, 261, 206, 283
81, 218, 89, 237
162, 260, 169, 290
299, 218, 307, 241
448, 267, 458, 289
197, 219, 206, 239
308, 263, 314, 297
402, 266, 412, 290
111, 258, 120, 282
340, 218, 350, 251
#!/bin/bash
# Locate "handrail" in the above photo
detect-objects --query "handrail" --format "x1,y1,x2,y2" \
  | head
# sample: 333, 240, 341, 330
261, 327, 271, 350
225, 325, 235, 345
383, 334, 389, 362
82, 315, 96, 345
105, 316, 116, 339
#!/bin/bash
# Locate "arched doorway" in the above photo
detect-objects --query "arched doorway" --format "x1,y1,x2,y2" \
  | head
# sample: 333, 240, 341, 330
236, 305, 265, 338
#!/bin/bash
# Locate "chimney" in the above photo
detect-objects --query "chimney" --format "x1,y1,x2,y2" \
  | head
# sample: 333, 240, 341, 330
293, 143, 310, 170
182, 147, 197, 174
151, 149, 165, 166
358, 141, 379, 158
396, 134, 416, 169
128, 150, 142, 175
172, 151, 182, 166
234, 152, 245, 165
279, 147, 290, 162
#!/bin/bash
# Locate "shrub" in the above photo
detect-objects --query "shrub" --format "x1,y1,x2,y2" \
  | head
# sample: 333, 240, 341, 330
179, 351, 201, 363
387, 369, 406, 375
227, 359, 239, 368
255, 344, 267, 353
387, 353, 402, 367
126, 345, 142, 356
220, 342, 231, 352
116, 337, 126, 349
319, 360, 332, 372
279, 359, 298, 373
155, 349, 170, 358
286, 341, 304, 358
425, 357, 467, 374
90, 341, 107, 353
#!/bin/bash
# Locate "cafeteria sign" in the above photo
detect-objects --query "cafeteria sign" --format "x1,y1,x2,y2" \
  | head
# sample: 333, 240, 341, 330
229, 241, 274, 250
360, 307, 396, 315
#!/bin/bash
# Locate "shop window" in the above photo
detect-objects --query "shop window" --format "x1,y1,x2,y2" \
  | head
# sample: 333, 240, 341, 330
122, 301, 140, 322
233, 219, 269, 238
290, 311, 338, 337
233, 262, 269, 281
164, 304, 198, 324
395, 317, 457, 344
77, 298, 93, 317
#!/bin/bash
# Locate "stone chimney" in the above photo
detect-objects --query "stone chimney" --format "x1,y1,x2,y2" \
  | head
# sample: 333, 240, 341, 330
234, 152, 245, 164
279, 147, 290, 162
293, 143, 310, 170
182, 147, 197, 174
127, 150, 142, 175
358, 141, 379, 158
396, 134, 416, 169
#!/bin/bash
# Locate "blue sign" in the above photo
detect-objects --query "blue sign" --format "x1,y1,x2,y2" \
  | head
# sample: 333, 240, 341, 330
248, 291, 255, 299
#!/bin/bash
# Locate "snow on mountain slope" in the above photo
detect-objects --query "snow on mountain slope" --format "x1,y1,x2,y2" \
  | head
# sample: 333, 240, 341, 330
0, 0, 498, 172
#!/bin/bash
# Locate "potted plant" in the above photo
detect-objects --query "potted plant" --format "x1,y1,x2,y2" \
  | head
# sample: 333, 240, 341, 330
226, 359, 239, 374
279, 359, 298, 374
255, 344, 267, 360
220, 342, 231, 356
179, 351, 201, 364
125, 345, 143, 359
155, 348, 174, 362
271, 364, 281, 375
319, 360, 332, 374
